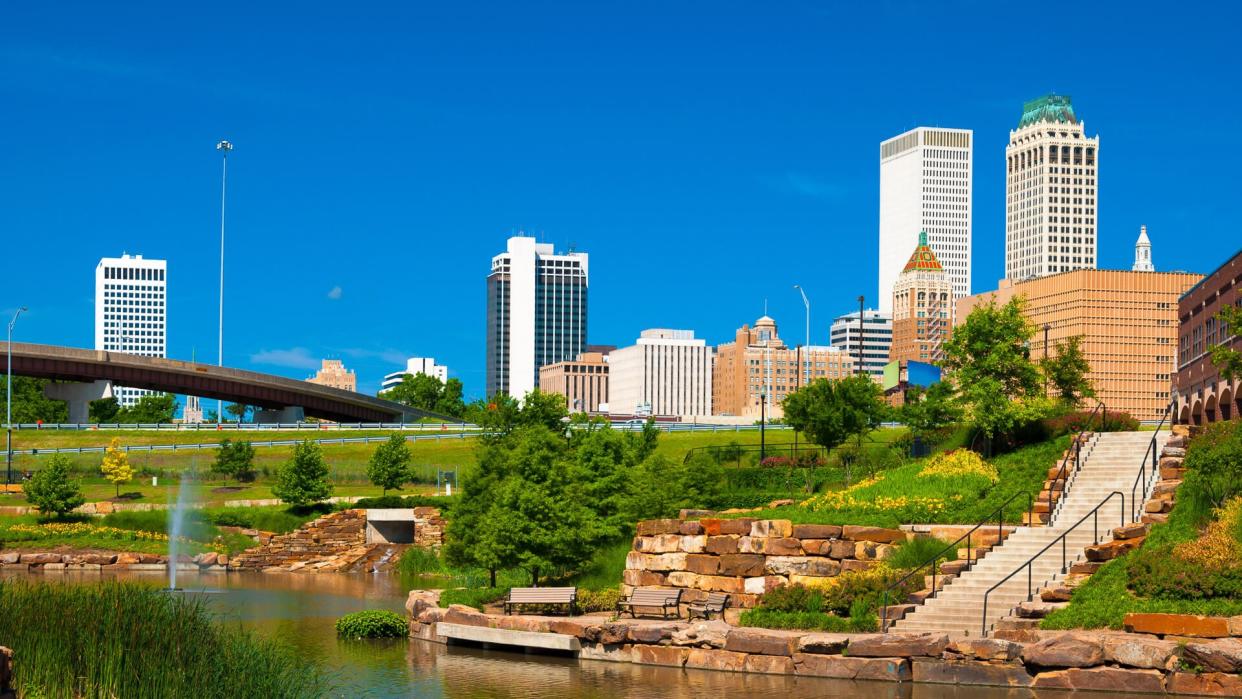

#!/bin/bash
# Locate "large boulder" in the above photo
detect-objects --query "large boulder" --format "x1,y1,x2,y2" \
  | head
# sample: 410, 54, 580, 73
684, 648, 747, 672
913, 659, 1034, 687
1031, 667, 1165, 693
847, 632, 949, 658
1021, 633, 1104, 668
946, 638, 1022, 662
793, 653, 911, 681
1167, 672, 1242, 696
1101, 635, 1179, 670
670, 620, 731, 648
842, 525, 906, 544
404, 589, 441, 618
792, 524, 842, 540
750, 519, 793, 538
1182, 639, 1242, 673
764, 556, 839, 577
1124, 613, 1231, 638
717, 554, 764, 577
723, 628, 799, 656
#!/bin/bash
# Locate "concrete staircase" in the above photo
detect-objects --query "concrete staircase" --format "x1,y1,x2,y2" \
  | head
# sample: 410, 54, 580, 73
891, 430, 1166, 637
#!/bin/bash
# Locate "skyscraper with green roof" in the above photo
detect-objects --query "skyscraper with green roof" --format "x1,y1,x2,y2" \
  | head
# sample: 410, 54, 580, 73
1005, 94, 1100, 282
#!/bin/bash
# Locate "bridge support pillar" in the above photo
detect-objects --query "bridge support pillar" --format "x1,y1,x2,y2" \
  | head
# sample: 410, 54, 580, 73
253, 406, 305, 424
43, 380, 113, 424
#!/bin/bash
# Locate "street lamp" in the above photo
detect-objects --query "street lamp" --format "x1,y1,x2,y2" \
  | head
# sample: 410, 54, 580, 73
7, 306, 28, 487
856, 295, 866, 377
794, 285, 810, 386
216, 139, 233, 425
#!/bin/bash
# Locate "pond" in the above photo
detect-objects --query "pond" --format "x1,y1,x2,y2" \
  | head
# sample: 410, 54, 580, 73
8, 570, 1065, 698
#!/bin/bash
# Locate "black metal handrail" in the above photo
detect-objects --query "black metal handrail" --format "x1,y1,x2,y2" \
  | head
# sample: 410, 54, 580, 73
1045, 402, 1106, 523
881, 489, 1034, 632
980, 491, 1125, 637
1130, 399, 1174, 521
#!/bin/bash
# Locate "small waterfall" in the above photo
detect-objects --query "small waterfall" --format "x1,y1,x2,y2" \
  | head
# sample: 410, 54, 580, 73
167, 474, 191, 590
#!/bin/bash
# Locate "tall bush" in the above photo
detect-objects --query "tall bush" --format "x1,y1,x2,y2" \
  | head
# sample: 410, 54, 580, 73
272, 441, 333, 507
23, 454, 84, 516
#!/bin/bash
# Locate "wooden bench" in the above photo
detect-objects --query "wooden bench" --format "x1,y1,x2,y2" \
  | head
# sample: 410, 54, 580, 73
503, 587, 577, 616
687, 592, 730, 620
617, 587, 682, 619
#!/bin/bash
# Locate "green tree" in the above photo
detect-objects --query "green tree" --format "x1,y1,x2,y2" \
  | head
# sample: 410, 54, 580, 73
466, 389, 569, 439
573, 427, 641, 536
23, 454, 85, 517
272, 440, 334, 507
443, 427, 516, 586
114, 393, 177, 424
1209, 305, 1242, 382
1182, 420, 1242, 508
900, 380, 963, 440
99, 437, 135, 498
224, 403, 251, 423
1041, 335, 1095, 405
941, 296, 1046, 450
782, 375, 887, 483
211, 438, 256, 483
625, 453, 725, 521
367, 434, 411, 494
6, 377, 68, 423
434, 378, 466, 417
88, 396, 120, 423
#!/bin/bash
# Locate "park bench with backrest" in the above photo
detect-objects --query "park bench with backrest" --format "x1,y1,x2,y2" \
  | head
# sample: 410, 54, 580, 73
616, 587, 682, 619
503, 587, 578, 616
687, 592, 730, 620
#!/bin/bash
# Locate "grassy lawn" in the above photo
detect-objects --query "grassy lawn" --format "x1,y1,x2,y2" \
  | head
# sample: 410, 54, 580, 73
727, 437, 1065, 527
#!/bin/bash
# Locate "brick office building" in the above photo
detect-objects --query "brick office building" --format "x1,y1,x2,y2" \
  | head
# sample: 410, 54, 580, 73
1176, 249, 1242, 424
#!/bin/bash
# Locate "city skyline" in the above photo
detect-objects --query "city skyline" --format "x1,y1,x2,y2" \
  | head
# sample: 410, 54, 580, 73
3, 3, 1239, 400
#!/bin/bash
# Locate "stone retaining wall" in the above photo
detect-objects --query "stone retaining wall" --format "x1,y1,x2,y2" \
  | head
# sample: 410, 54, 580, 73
230, 509, 368, 569
405, 592, 1242, 695
624, 518, 1009, 612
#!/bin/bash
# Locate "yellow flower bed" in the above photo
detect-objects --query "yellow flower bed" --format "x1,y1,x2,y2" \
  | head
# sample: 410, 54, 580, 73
1174, 497, 1242, 569
919, 450, 998, 484
0, 522, 209, 549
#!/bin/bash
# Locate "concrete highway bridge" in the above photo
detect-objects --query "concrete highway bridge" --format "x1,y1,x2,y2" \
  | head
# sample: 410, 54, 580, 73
1, 342, 458, 424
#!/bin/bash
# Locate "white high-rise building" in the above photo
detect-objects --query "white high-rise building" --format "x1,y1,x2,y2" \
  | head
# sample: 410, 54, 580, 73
1132, 225, 1154, 272
95, 254, 167, 406
1005, 95, 1099, 281
608, 329, 712, 417
829, 309, 892, 380
486, 236, 588, 399
381, 357, 450, 393
879, 127, 973, 309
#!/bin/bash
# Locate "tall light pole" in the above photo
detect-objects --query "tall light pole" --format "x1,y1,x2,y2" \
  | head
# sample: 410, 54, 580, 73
216, 140, 233, 424
856, 295, 866, 377
7, 306, 28, 487
794, 285, 810, 385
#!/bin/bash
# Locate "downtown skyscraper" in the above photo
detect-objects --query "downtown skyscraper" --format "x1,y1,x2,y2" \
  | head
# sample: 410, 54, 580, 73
94, 254, 167, 406
878, 127, 973, 309
1005, 95, 1099, 281
485, 236, 588, 399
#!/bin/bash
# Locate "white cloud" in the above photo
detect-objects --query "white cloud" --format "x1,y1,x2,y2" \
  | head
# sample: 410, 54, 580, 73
249, 347, 320, 370
327, 286, 343, 300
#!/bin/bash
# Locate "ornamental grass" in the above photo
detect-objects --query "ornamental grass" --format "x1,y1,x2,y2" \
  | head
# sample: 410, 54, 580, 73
0, 580, 328, 698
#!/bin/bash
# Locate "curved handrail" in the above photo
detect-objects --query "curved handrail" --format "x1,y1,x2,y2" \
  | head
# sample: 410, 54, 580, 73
1046, 402, 1105, 523
1130, 399, 1174, 521
980, 490, 1125, 637
881, 489, 1033, 632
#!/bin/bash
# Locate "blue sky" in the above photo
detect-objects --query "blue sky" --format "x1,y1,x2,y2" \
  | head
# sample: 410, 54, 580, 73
2, 1, 1239, 400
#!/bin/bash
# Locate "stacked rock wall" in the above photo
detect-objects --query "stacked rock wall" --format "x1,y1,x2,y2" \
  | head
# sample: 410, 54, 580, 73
230, 509, 367, 569
413, 507, 445, 548
624, 517, 917, 609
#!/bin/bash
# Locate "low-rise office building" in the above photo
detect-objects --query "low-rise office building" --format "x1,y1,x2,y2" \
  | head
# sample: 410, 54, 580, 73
829, 309, 892, 380
957, 268, 1201, 422
539, 352, 609, 413
381, 357, 449, 393
1176, 248, 1242, 424
608, 329, 712, 418
714, 316, 854, 419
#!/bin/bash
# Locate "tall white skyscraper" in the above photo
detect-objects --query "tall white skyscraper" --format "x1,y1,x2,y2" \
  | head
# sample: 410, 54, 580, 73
1005, 95, 1099, 281
879, 127, 973, 309
95, 254, 167, 406
486, 236, 589, 399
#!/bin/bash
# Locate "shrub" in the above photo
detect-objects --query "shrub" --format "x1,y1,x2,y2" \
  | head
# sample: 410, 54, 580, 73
738, 609, 867, 632
350, 494, 458, 511
1129, 544, 1242, 600
334, 610, 408, 639
886, 535, 957, 570
22, 454, 85, 516
271, 441, 333, 507
577, 587, 623, 613
810, 564, 917, 615
919, 449, 997, 483
1042, 409, 1139, 437
757, 584, 824, 613
1182, 420, 1242, 508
